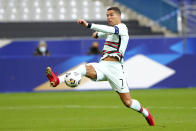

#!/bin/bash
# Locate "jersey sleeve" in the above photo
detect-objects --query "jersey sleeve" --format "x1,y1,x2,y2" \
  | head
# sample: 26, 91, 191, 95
90, 23, 128, 36
115, 24, 128, 36
97, 32, 107, 38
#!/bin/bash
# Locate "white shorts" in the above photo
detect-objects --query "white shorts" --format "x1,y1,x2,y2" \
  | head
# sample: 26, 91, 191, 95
88, 61, 129, 93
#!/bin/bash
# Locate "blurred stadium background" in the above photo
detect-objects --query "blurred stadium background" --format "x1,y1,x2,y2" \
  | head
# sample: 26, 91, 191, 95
0, 0, 196, 130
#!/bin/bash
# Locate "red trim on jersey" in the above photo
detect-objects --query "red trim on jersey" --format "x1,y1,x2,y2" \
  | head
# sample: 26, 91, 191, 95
105, 41, 119, 45
104, 44, 118, 49
102, 50, 107, 53
102, 50, 124, 58
117, 53, 123, 58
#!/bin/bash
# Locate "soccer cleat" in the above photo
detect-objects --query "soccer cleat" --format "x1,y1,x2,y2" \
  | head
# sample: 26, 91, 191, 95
145, 109, 155, 126
46, 67, 59, 87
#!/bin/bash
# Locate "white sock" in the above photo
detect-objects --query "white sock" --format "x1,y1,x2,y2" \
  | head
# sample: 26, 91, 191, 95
59, 74, 66, 84
74, 64, 86, 76
58, 64, 86, 84
130, 99, 149, 117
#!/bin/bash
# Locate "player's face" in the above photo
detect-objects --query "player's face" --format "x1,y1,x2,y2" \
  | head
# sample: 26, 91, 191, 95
107, 10, 121, 26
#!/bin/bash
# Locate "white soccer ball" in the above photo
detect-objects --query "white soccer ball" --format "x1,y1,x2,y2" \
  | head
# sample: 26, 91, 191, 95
64, 71, 81, 88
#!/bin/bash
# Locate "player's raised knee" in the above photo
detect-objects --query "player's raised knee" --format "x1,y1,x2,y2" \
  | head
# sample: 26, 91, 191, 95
85, 64, 97, 80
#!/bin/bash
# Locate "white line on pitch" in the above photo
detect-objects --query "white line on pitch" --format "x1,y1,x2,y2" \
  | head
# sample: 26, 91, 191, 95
0, 105, 196, 110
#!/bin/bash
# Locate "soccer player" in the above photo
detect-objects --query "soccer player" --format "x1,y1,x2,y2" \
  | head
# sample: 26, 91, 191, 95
46, 7, 155, 126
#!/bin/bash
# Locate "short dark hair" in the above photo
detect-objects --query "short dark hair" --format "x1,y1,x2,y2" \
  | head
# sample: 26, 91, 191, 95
107, 7, 121, 15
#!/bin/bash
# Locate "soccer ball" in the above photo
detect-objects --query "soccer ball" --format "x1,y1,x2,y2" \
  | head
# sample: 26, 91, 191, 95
64, 71, 81, 88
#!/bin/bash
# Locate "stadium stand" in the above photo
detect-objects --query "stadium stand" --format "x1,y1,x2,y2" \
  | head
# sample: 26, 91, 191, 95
172, 0, 196, 35
114, 0, 178, 32
0, 21, 163, 38
0, 0, 164, 38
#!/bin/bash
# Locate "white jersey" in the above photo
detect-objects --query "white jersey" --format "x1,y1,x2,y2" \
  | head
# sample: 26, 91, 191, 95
90, 23, 129, 62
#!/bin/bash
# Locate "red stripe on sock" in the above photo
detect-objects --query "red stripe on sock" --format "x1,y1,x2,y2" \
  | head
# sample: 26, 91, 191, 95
139, 106, 143, 113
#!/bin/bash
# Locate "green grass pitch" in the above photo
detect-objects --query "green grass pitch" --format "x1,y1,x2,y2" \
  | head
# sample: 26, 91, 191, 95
0, 88, 196, 131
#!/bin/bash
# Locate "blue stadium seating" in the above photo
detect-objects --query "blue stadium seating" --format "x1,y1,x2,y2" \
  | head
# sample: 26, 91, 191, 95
115, 0, 178, 32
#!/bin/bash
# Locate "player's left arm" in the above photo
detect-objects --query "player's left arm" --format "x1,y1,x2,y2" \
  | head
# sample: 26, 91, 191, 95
90, 24, 126, 36
92, 32, 107, 39
77, 19, 126, 36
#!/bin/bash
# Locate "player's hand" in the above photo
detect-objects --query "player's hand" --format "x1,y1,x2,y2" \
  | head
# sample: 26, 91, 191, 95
92, 32, 98, 39
77, 19, 88, 27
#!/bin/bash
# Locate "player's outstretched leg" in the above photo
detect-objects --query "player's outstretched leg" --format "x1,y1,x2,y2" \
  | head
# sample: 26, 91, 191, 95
118, 92, 155, 126
58, 64, 86, 84
46, 64, 87, 87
